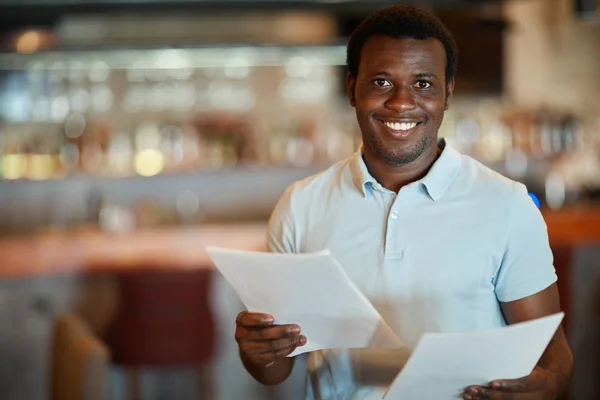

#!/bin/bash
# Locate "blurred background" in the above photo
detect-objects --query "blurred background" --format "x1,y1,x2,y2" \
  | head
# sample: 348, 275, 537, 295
0, 0, 599, 399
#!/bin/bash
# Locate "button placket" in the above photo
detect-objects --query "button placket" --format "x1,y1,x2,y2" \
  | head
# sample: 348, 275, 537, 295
384, 195, 405, 259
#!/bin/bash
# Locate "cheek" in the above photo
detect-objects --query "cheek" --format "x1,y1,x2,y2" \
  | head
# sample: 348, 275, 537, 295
356, 96, 383, 115
355, 100, 374, 117
421, 99, 445, 120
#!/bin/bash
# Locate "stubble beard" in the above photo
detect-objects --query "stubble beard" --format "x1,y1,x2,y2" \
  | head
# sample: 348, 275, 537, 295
365, 124, 436, 167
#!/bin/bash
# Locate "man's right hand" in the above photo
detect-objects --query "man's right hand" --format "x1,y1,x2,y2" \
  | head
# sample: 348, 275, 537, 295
235, 311, 307, 367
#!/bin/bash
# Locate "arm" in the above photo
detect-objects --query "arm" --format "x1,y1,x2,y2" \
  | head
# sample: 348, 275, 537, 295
236, 311, 306, 385
495, 186, 573, 395
464, 184, 573, 399
238, 185, 302, 386
498, 284, 573, 396
241, 350, 296, 386
463, 284, 573, 400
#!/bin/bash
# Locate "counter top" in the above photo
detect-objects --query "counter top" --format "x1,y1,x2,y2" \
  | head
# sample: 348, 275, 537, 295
0, 206, 599, 278
0, 224, 267, 278
543, 206, 600, 246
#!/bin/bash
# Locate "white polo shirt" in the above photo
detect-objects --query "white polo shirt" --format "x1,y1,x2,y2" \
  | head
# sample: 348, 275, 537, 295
267, 139, 557, 400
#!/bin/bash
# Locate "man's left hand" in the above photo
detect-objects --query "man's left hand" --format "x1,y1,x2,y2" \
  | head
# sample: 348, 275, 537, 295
462, 367, 557, 400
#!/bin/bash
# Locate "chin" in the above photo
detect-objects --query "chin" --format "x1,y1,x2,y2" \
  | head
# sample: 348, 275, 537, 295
367, 133, 435, 166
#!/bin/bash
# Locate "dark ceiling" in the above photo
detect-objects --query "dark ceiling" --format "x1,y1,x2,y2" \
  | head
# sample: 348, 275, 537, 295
0, 0, 500, 34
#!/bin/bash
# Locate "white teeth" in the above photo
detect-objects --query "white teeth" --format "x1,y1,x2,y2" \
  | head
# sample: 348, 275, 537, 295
383, 121, 417, 131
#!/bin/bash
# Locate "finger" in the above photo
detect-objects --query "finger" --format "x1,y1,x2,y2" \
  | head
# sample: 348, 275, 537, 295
469, 386, 517, 400
257, 344, 298, 361
245, 342, 300, 366
234, 324, 299, 344
488, 375, 541, 392
243, 324, 301, 341
240, 335, 307, 356
236, 311, 274, 327
463, 386, 487, 400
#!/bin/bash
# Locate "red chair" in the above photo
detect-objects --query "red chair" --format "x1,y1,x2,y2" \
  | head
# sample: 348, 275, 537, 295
104, 269, 216, 400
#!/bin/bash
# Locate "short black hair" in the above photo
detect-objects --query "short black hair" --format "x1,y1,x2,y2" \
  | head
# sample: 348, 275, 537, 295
346, 5, 458, 85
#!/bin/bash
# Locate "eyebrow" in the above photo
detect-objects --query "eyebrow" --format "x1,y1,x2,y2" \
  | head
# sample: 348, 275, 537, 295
415, 73, 439, 80
370, 71, 392, 77
369, 71, 440, 80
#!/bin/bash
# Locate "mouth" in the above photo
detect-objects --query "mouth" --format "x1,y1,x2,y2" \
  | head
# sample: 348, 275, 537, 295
376, 119, 423, 138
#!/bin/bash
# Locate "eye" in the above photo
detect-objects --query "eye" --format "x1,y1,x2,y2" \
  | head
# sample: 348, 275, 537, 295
415, 80, 431, 89
373, 78, 392, 88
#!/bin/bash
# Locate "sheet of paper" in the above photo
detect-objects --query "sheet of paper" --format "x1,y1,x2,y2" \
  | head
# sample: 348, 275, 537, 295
383, 312, 564, 399
206, 246, 404, 357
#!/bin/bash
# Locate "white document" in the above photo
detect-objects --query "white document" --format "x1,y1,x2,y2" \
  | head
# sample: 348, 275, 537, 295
206, 246, 404, 357
383, 312, 564, 399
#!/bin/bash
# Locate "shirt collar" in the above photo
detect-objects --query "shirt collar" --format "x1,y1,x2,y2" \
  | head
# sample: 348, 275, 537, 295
420, 138, 462, 201
350, 138, 462, 201
350, 145, 376, 197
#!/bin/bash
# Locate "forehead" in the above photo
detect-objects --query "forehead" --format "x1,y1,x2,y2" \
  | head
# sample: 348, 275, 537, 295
358, 35, 447, 75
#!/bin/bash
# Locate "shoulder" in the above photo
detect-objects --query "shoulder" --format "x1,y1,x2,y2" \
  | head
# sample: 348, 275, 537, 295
279, 155, 355, 210
267, 156, 354, 252
454, 153, 544, 242
456, 153, 529, 206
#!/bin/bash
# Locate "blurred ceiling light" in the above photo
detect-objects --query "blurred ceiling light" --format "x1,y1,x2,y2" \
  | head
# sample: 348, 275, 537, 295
67, 61, 86, 83
126, 61, 147, 82
69, 88, 91, 113
51, 96, 70, 122
545, 172, 566, 210
484, 122, 511, 161
456, 117, 481, 150
135, 123, 161, 149
157, 49, 187, 69
135, 149, 164, 177
224, 56, 251, 79
2, 154, 27, 180
16, 31, 41, 54
172, 84, 196, 110
505, 149, 528, 178
123, 87, 145, 113
59, 142, 80, 170
285, 56, 312, 78
168, 67, 193, 80
108, 135, 133, 176
64, 113, 86, 139
27, 154, 54, 180
90, 85, 114, 112
279, 77, 327, 104
89, 61, 110, 82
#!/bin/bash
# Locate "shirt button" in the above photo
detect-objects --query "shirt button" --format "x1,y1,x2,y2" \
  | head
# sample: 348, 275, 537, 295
390, 211, 399, 220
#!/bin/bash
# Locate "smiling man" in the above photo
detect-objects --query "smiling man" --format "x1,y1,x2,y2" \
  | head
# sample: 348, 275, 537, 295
234, 5, 573, 400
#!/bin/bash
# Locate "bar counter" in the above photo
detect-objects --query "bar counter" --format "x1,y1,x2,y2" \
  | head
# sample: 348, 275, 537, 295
0, 207, 599, 278
0, 223, 267, 278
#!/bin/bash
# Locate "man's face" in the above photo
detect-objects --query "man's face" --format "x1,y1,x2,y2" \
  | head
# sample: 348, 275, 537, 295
347, 35, 454, 166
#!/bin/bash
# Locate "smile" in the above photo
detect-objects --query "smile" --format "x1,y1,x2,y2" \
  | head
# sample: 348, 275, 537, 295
376, 119, 423, 136
381, 121, 418, 131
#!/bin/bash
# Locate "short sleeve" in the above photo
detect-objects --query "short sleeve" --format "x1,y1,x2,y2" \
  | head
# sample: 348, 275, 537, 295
267, 185, 297, 254
494, 183, 557, 302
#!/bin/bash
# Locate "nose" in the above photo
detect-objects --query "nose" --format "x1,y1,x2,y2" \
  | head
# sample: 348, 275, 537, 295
385, 85, 416, 113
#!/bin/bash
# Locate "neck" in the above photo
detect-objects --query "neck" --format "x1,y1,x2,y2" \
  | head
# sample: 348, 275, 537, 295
362, 143, 441, 193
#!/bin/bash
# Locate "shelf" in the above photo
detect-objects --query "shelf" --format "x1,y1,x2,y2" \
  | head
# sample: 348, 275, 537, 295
0, 44, 347, 71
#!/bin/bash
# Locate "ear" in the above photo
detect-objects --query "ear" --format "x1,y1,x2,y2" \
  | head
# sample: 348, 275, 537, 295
346, 72, 357, 107
444, 77, 455, 110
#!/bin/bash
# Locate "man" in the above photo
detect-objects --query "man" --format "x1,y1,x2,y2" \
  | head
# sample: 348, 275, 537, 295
235, 5, 573, 400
